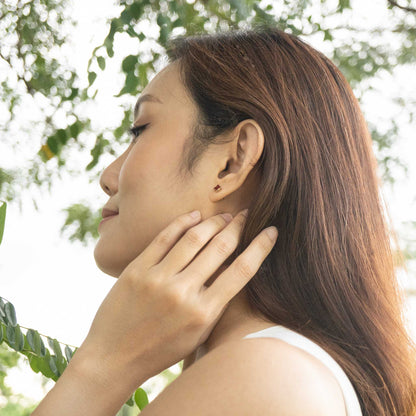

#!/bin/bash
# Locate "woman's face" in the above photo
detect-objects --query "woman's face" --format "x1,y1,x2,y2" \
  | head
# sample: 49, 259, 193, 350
95, 61, 221, 277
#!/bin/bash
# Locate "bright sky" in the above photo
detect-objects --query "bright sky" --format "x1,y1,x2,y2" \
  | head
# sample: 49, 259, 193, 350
0, 0, 415, 406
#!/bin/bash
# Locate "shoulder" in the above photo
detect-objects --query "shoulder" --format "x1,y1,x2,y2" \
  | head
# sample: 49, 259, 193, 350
139, 337, 347, 416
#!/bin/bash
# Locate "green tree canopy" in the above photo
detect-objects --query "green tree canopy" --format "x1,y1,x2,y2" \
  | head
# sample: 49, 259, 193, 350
1, 0, 415, 412
1, 0, 415, 244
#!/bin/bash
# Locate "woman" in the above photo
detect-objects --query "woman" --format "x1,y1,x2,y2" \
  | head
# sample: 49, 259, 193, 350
32, 27, 416, 415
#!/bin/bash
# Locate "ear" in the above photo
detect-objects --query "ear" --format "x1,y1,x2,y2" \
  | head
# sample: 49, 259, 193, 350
210, 119, 264, 202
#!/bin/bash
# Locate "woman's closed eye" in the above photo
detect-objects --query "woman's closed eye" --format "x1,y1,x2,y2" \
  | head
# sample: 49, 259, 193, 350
129, 124, 149, 144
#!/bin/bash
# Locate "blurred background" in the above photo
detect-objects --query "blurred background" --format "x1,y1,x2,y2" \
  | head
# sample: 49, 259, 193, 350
0, 0, 415, 414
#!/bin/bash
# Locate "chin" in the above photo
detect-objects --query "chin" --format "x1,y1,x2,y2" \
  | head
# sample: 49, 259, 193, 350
93, 240, 126, 278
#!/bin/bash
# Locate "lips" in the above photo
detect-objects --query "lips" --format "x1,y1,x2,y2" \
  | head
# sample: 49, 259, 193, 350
102, 208, 119, 218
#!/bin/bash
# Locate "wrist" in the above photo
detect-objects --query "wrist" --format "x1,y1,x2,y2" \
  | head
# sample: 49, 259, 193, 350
69, 343, 150, 397
32, 345, 148, 416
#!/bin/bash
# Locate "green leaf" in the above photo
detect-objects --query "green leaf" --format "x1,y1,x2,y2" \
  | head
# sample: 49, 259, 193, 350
15, 325, 25, 351
37, 350, 56, 379
120, 9, 132, 24
323, 29, 333, 41
116, 72, 139, 96
64, 345, 74, 362
5, 302, 17, 327
0, 324, 3, 343
47, 337, 63, 361
0, 201, 6, 245
97, 56, 106, 70
26, 329, 38, 352
338, 0, 351, 12
56, 128, 68, 144
121, 55, 137, 73
65, 87, 79, 100
28, 354, 41, 373
48, 354, 60, 378
129, 2, 144, 19
39, 337, 46, 356
88, 71, 97, 86
156, 12, 169, 27
138, 64, 148, 86
47, 135, 59, 155
134, 387, 149, 410
26, 329, 43, 355
159, 25, 169, 47
104, 36, 114, 58
0, 298, 6, 324
6, 325, 14, 344
86, 133, 109, 170
6, 324, 24, 351
56, 356, 67, 375
69, 121, 81, 138
114, 125, 125, 139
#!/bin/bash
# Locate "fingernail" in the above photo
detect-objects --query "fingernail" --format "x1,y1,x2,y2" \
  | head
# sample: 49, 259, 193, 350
265, 226, 278, 241
190, 210, 201, 219
241, 208, 249, 217
220, 213, 233, 222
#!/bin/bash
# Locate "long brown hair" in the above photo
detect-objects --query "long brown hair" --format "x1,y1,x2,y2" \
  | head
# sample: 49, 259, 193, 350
165, 27, 416, 416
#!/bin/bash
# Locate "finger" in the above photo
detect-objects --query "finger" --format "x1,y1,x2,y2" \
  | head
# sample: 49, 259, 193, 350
137, 210, 203, 268
156, 212, 234, 276
181, 210, 248, 288
204, 226, 278, 308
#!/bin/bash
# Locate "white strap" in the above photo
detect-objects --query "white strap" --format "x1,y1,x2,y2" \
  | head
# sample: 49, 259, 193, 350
243, 325, 363, 416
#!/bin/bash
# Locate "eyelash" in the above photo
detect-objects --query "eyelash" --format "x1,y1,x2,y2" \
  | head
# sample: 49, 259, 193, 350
129, 124, 148, 144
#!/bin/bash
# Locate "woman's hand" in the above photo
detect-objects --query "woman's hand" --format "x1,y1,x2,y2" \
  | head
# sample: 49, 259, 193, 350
74, 209, 278, 394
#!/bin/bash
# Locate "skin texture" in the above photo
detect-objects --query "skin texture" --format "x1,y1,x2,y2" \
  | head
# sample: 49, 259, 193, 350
88, 60, 346, 415
140, 338, 347, 416
31, 60, 347, 416
94, 60, 278, 363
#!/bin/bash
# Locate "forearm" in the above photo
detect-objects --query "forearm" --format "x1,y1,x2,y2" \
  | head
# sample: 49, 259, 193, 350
31, 347, 149, 416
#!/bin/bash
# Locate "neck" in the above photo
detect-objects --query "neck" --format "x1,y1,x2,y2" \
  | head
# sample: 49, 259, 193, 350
182, 285, 275, 371
182, 292, 248, 369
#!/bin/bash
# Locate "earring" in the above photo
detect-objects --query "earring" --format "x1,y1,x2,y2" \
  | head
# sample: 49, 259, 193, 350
214, 185, 221, 192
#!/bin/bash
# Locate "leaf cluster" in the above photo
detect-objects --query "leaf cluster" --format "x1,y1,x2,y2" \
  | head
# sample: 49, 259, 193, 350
0, 295, 149, 410
0, 296, 74, 382
2, 0, 416, 223
66, 0, 416, 245
0, 201, 150, 410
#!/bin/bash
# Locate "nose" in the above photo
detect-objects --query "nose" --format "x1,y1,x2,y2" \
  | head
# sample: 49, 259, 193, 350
99, 156, 122, 196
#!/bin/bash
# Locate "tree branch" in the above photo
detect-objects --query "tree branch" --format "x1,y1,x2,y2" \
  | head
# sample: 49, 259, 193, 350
0, 50, 12, 68
388, 0, 416, 13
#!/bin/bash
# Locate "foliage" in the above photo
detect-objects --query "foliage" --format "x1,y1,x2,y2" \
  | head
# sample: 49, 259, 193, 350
0, 0, 415, 411
0, 200, 153, 410
59, 203, 102, 246
0, 0, 91, 206
0, 293, 75, 383
0, 201, 180, 412
0, 292, 150, 411
2, 0, 415, 245
0, 200, 5, 245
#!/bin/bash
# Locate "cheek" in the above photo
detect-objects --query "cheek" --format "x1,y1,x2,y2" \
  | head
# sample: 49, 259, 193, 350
120, 140, 183, 193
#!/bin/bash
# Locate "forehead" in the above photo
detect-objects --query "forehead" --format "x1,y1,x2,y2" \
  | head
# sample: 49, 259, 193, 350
133, 62, 192, 119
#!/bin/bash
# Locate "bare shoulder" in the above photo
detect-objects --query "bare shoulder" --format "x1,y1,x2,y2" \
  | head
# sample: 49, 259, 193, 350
139, 337, 347, 415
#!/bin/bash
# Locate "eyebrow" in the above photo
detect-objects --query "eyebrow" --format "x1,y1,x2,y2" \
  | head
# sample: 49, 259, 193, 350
133, 94, 163, 119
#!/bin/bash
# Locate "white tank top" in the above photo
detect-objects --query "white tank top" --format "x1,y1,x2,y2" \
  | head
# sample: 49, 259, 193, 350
242, 325, 363, 416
